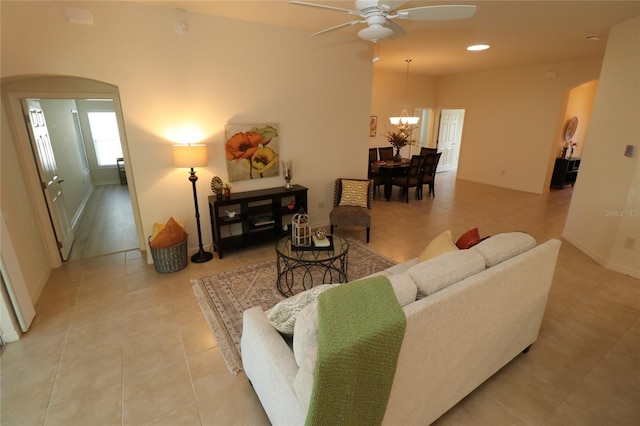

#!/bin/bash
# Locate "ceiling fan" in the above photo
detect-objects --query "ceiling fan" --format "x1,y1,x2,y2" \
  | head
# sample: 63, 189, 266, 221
289, 0, 477, 43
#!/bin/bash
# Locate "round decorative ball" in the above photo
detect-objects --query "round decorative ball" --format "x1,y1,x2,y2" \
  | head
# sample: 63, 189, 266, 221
315, 228, 327, 240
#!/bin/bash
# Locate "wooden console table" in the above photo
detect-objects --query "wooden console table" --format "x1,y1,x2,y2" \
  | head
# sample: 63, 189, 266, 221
551, 157, 581, 188
208, 185, 308, 259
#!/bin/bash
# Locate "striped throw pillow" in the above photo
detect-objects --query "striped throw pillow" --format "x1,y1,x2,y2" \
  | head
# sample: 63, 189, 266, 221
339, 180, 369, 208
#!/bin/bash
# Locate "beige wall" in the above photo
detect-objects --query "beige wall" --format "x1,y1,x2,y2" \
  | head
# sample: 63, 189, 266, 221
370, 69, 438, 158
0, 110, 51, 302
434, 58, 602, 194
1, 1, 373, 277
559, 80, 598, 159
563, 16, 640, 279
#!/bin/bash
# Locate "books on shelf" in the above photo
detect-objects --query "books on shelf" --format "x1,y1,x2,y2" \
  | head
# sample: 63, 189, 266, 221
251, 215, 275, 226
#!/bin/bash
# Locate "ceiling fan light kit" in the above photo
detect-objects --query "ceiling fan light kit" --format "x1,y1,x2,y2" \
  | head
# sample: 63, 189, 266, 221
390, 58, 420, 137
358, 24, 394, 42
290, 0, 476, 43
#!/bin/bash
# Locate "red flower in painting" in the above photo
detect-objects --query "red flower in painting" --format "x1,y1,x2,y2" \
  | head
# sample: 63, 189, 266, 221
225, 131, 263, 162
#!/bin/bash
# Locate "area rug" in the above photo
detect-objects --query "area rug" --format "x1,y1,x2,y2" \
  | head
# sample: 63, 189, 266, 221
191, 238, 396, 375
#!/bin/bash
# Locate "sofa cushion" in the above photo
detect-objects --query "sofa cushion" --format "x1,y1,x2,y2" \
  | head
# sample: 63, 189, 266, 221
387, 274, 418, 306
293, 302, 319, 366
409, 249, 486, 297
266, 284, 337, 336
291, 275, 417, 367
385, 258, 418, 275
417, 230, 458, 262
471, 232, 536, 267
455, 227, 481, 249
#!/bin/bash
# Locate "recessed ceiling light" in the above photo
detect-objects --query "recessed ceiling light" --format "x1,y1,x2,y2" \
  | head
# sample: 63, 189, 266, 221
467, 44, 491, 51
585, 35, 602, 41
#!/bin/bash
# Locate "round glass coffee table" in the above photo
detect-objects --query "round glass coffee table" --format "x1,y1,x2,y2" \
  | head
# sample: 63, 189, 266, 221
275, 235, 349, 296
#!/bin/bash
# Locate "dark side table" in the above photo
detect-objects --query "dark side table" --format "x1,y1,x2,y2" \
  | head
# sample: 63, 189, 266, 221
274, 235, 349, 296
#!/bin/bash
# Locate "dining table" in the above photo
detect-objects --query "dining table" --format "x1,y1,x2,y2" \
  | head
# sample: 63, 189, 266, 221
371, 159, 410, 201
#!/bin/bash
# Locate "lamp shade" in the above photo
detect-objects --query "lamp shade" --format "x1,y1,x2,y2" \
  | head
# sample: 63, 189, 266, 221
172, 144, 208, 168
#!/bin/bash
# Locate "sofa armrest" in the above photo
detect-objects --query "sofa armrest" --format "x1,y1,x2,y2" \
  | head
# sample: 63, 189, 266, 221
241, 306, 306, 425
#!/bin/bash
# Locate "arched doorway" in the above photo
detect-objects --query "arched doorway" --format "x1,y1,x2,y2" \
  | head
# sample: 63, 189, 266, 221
2, 74, 144, 266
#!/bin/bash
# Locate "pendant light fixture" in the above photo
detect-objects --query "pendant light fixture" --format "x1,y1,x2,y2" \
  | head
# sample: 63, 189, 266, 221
389, 59, 420, 138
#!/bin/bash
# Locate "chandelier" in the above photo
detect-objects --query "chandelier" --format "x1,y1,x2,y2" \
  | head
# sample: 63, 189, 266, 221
389, 59, 420, 138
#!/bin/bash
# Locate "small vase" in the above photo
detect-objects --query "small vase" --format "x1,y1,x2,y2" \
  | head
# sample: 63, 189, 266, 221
393, 148, 402, 162
223, 188, 231, 197
282, 160, 292, 189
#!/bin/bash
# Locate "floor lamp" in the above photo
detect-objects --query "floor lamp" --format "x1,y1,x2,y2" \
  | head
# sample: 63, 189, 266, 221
172, 144, 213, 263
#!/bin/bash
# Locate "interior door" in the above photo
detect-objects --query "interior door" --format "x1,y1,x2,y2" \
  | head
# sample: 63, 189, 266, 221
437, 109, 465, 172
21, 99, 75, 260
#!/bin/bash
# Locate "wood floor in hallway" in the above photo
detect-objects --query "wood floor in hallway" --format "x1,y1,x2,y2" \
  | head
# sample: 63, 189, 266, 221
68, 184, 138, 261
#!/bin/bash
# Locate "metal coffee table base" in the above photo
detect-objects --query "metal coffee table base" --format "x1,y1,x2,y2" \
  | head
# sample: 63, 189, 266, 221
274, 236, 349, 296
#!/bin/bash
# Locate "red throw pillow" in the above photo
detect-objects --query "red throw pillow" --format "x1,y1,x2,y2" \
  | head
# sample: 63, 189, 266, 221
456, 228, 481, 249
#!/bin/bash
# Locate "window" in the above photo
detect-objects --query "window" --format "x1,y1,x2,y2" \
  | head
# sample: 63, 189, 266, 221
87, 112, 122, 166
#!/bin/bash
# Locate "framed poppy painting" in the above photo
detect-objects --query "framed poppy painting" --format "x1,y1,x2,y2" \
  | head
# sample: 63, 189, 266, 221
224, 123, 280, 182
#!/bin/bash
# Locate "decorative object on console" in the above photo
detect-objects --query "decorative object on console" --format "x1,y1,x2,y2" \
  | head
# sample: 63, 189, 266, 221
562, 116, 578, 158
172, 144, 213, 263
292, 208, 311, 247
282, 160, 293, 189
223, 182, 231, 197
224, 123, 279, 182
210, 176, 223, 197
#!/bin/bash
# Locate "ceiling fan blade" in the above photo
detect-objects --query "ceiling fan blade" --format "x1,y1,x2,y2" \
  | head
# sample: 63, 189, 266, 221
311, 20, 364, 36
395, 4, 477, 21
289, 1, 360, 15
386, 20, 406, 40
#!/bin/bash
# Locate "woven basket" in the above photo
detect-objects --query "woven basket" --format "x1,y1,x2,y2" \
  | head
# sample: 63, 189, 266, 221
149, 235, 188, 273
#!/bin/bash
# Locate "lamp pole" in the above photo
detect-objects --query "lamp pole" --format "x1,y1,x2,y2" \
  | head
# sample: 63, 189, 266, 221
189, 167, 213, 263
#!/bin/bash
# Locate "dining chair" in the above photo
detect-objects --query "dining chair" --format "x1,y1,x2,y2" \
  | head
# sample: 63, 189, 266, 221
391, 155, 425, 203
420, 147, 437, 156
329, 178, 373, 243
420, 152, 442, 198
368, 147, 378, 164
378, 146, 394, 162
368, 148, 386, 194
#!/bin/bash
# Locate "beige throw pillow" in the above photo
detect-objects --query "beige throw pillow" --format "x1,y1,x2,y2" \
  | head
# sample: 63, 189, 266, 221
266, 284, 338, 336
418, 230, 459, 262
339, 180, 369, 208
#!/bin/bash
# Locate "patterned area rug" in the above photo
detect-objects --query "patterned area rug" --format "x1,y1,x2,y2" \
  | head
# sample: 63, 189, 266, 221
191, 238, 396, 375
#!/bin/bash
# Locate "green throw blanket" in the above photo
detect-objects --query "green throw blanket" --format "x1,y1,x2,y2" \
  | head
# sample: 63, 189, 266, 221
305, 276, 406, 426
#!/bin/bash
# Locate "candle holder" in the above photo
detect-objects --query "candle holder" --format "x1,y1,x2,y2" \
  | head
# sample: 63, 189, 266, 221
282, 160, 292, 189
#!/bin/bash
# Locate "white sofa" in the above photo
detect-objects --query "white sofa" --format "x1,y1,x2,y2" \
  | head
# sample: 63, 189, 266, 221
241, 232, 561, 425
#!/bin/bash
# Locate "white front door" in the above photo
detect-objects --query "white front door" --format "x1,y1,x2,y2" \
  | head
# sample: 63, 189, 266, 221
437, 109, 465, 172
22, 99, 75, 260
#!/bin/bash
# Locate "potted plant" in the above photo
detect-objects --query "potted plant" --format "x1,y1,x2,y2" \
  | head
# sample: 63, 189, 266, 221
387, 132, 414, 162
223, 183, 232, 197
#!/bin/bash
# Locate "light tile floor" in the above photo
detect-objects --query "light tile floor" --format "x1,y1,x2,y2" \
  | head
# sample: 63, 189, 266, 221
1, 172, 638, 425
